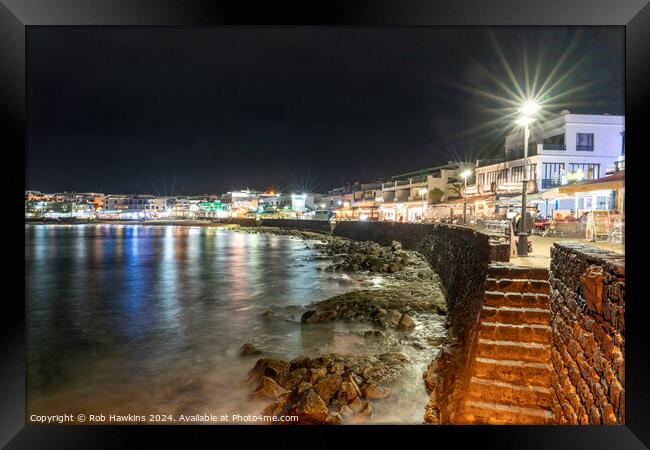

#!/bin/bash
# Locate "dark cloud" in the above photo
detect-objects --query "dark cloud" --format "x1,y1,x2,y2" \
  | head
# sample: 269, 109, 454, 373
26, 27, 623, 194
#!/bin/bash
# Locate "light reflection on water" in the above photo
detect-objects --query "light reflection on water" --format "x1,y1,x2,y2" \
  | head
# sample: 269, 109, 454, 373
25, 225, 370, 417
25, 224, 445, 423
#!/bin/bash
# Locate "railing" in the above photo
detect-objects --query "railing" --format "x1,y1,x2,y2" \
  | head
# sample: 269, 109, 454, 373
395, 179, 410, 187
476, 157, 506, 168
542, 143, 566, 151
541, 178, 561, 189
576, 145, 594, 151
382, 181, 395, 189
506, 146, 538, 161
410, 175, 428, 184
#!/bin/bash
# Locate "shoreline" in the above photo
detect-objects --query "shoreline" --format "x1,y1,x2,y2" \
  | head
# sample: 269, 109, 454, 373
234, 225, 449, 424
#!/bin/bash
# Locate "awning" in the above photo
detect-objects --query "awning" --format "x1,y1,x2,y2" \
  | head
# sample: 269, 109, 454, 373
558, 171, 625, 194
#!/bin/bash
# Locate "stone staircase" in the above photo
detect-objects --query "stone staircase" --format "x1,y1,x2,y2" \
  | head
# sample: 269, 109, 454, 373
453, 264, 554, 425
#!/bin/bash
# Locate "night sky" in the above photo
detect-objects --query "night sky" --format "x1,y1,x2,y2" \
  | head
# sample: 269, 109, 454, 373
26, 27, 623, 195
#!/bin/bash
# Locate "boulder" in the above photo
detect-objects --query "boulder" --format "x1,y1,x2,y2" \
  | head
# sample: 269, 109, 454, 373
253, 376, 292, 402
391, 241, 402, 251
305, 367, 328, 384
397, 314, 416, 331
301, 309, 337, 324
361, 382, 391, 399
279, 368, 307, 390
384, 309, 402, 328
337, 378, 361, 404
315, 373, 343, 404
248, 358, 290, 383
297, 381, 313, 395
291, 389, 330, 424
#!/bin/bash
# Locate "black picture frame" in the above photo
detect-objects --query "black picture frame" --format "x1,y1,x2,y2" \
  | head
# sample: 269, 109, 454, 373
2, 1, 648, 448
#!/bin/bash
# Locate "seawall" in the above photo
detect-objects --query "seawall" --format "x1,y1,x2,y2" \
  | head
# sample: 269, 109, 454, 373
548, 242, 625, 424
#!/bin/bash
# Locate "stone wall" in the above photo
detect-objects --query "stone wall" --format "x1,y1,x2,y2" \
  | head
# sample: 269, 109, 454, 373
548, 242, 625, 424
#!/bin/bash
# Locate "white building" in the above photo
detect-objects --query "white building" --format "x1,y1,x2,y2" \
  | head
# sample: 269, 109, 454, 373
379, 163, 459, 222
474, 111, 625, 195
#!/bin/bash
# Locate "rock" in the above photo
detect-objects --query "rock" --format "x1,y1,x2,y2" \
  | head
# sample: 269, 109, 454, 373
301, 309, 337, 324
337, 377, 361, 404
240, 343, 262, 356
361, 382, 391, 399
387, 263, 402, 273
279, 368, 307, 389
297, 381, 313, 395
305, 367, 328, 383
397, 314, 416, 331
391, 241, 402, 251
384, 309, 402, 328
581, 265, 605, 314
339, 405, 354, 419
314, 373, 342, 404
248, 358, 290, 383
290, 389, 330, 424
325, 412, 343, 424
350, 400, 373, 422
253, 376, 292, 402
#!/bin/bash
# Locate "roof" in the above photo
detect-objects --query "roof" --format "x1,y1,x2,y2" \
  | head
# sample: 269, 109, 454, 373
390, 163, 458, 180
559, 171, 625, 194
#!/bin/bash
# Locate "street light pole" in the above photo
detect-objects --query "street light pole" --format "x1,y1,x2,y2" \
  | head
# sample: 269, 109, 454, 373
517, 123, 530, 256
460, 169, 472, 225
463, 175, 468, 224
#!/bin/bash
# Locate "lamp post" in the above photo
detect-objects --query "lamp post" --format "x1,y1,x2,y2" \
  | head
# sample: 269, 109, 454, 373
461, 169, 472, 225
514, 100, 540, 256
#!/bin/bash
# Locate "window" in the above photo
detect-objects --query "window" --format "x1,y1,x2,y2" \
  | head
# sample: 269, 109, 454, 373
569, 163, 600, 180
543, 163, 565, 180
576, 133, 594, 151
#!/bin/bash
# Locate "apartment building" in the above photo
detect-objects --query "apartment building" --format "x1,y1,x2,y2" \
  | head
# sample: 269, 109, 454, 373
378, 163, 459, 222
473, 111, 625, 195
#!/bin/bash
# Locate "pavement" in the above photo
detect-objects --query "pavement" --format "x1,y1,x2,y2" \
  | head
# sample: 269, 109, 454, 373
509, 235, 624, 268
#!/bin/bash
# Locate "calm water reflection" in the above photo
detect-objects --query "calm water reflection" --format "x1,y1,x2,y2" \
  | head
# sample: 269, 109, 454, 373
26, 224, 366, 418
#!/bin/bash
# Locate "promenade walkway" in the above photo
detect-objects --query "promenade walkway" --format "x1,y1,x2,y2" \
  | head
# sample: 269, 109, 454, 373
510, 235, 624, 268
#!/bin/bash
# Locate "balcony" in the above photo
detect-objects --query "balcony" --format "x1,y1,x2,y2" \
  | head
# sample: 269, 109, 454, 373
505, 146, 538, 161
576, 145, 594, 151
541, 178, 561, 189
410, 175, 428, 184
541, 143, 566, 151
477, 157, 506, 168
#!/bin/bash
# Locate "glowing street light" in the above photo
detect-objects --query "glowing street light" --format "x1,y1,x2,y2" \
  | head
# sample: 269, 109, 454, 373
519, 100, 541, 117
461, 169, 472, 224
514, 99, 540, 257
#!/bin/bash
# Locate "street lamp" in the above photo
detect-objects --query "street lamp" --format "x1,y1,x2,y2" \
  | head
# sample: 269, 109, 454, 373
461, 169, 472, 224
514, 100, 540, 256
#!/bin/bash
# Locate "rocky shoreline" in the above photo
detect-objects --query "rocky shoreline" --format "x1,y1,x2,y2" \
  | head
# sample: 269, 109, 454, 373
233, 225, 449, 424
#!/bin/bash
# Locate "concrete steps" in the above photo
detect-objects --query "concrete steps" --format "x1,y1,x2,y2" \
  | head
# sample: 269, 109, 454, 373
458, 400, 554, 425
476, 338, 551, 363
454, 264, 554, 425
467, 377, 551, 409
479, 322, 551, 344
